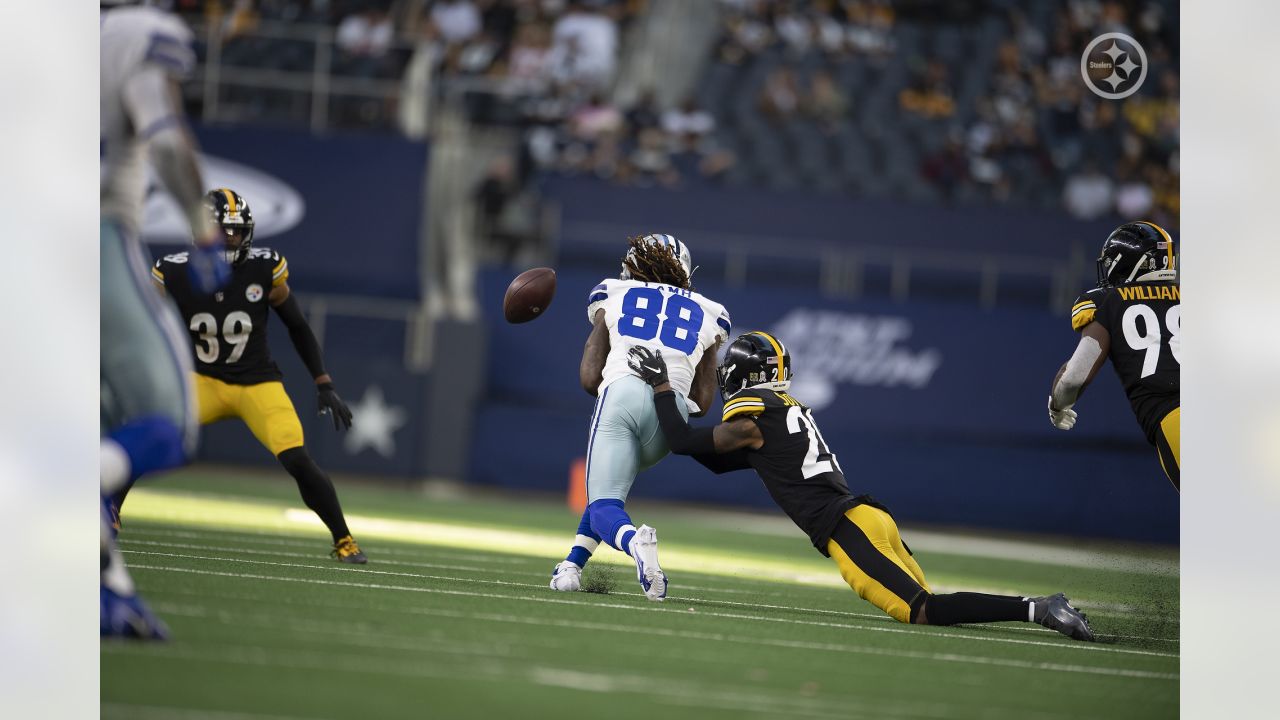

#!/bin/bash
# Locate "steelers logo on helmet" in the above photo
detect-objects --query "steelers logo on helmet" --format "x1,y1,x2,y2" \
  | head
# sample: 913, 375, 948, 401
203, 187, 256, 266
1096, 220, 1175, 287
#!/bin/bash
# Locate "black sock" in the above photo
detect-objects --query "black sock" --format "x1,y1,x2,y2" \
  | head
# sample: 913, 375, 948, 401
278, 447, 351, 542
923, 592, 1031, 626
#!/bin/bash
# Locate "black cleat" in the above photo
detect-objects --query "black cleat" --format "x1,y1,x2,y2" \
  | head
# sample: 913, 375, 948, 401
1032, 592, 1095, 642
331, 535, 368, 564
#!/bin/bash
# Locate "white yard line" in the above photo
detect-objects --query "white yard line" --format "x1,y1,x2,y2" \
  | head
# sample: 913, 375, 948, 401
102, 641, 925, 720
123, 553, 1178, 661
123, 564, 1177, 682
123, 536, 1175, 644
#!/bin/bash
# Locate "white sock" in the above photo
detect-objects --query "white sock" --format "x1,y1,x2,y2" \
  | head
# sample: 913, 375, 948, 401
573, 534, 600, 555
615, 524, 638, 556
1027, 601, 1036, 622
101, 439, 131, 495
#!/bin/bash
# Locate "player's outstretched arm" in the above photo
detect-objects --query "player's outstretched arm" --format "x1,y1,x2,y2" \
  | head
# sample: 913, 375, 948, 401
579, 309, 609, 397
123, 66, 227, 292
629, 346, 760, 473
269, 283, 352, 430
1048, 321, 1111, 430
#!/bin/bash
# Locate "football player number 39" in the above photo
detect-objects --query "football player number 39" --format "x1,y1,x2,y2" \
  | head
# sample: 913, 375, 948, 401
1121, 304, 1180, 378
190, 311, 252, 364
617, 287, 704, 354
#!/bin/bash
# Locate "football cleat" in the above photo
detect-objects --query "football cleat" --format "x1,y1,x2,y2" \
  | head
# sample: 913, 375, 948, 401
629, 525, 667, 602
101, 585, 169, 640
549, 560, 583, 592
1032, 592, 1096, 642
331, 535, 367, 564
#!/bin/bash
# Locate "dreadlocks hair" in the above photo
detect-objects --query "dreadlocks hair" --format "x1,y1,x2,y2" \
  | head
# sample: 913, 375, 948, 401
623, 235, 691, 289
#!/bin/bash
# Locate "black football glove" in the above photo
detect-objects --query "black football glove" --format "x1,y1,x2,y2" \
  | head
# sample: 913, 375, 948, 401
627, 345, 669, 388
317, 382, 353, 431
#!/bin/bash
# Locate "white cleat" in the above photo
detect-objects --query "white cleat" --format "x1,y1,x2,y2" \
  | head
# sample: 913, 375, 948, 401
630, 525, 667, 602
549, 560, 582, 592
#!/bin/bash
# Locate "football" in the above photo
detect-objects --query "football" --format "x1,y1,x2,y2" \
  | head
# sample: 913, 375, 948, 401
503, 267, 556, 323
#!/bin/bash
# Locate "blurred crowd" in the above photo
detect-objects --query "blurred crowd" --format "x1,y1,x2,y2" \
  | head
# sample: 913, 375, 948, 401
702, 0, 1179, 226
172, 0, 1178, 227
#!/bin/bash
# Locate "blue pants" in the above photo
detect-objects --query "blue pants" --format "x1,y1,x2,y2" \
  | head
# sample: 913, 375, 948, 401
584, 375, 689, 504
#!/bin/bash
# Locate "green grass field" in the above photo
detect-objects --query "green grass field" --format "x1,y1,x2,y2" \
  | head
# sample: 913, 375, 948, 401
102, 468, 1178, 719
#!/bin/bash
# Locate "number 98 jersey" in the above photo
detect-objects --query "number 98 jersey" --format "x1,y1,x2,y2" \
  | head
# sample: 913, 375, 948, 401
1071, 280, 1180, 444
153, 248, 290, 385
588, 279, 731, 405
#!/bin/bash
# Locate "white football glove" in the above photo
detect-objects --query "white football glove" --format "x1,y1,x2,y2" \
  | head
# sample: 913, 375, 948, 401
1047, 396, 1078, 430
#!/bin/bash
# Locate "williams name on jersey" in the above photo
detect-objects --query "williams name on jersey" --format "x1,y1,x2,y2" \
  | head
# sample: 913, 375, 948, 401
153, 247, 290, 384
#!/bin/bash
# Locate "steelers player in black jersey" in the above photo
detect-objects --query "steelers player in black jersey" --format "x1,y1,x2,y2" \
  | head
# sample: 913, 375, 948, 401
1048, 221, 1180, 490
628, 333, 1095, 641
144, 188, 367, 563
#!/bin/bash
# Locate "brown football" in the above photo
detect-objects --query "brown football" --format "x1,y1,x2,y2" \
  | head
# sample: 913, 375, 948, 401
503, 267, 556, 323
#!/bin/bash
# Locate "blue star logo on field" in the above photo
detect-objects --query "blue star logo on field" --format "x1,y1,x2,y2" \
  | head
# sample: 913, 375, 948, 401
1080, 32, 1147, 100
343, 385, 407, 458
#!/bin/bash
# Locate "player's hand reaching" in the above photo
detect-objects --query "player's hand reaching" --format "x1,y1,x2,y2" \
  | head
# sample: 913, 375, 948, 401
187, 239, 232, 294
1047, 396, 1077, 430
318, 383, 353, 431
628, 346, 669, 388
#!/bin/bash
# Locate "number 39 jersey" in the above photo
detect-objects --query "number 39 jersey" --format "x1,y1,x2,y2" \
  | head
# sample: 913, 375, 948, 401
153, 248, 290, 385
1071, 281, 1180, 444
588, 279, 731, 404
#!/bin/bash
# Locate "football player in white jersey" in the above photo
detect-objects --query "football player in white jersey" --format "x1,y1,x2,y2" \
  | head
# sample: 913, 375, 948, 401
550, 234, 731, 600
100, 1, 230, 639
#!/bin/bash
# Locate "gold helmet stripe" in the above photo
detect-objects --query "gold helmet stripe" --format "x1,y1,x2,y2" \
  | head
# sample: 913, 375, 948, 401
751, 331, 786, 382
220, 188, 238, 218
1139, 220, 1174, 270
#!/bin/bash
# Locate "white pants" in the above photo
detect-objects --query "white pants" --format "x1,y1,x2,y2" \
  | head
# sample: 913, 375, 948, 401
584, 375, 689, 503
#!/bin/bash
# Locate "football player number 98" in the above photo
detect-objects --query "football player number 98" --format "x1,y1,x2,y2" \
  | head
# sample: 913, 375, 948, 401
190, 311, 252, 364
1121, 304, 1180, 378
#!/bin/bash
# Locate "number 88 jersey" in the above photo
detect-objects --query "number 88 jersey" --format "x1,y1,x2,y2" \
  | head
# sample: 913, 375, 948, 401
588, 278, 731, 407
153, 247, 289, 385
1071, 280, 1180, 444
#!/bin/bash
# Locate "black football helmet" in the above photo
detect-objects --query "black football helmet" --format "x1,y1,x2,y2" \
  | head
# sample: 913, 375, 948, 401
717, 331, 793, 402
1096, 220, 1176, 287
203, 188, 255, 266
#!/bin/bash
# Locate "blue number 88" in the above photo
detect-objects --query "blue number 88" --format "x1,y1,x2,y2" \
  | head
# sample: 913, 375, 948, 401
617, 288, 703, 355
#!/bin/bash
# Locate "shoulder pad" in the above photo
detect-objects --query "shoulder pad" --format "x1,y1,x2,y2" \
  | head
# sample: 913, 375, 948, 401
1070, 288, 1105, 331
588, 280, 610, 305
722, 391, 768, 422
